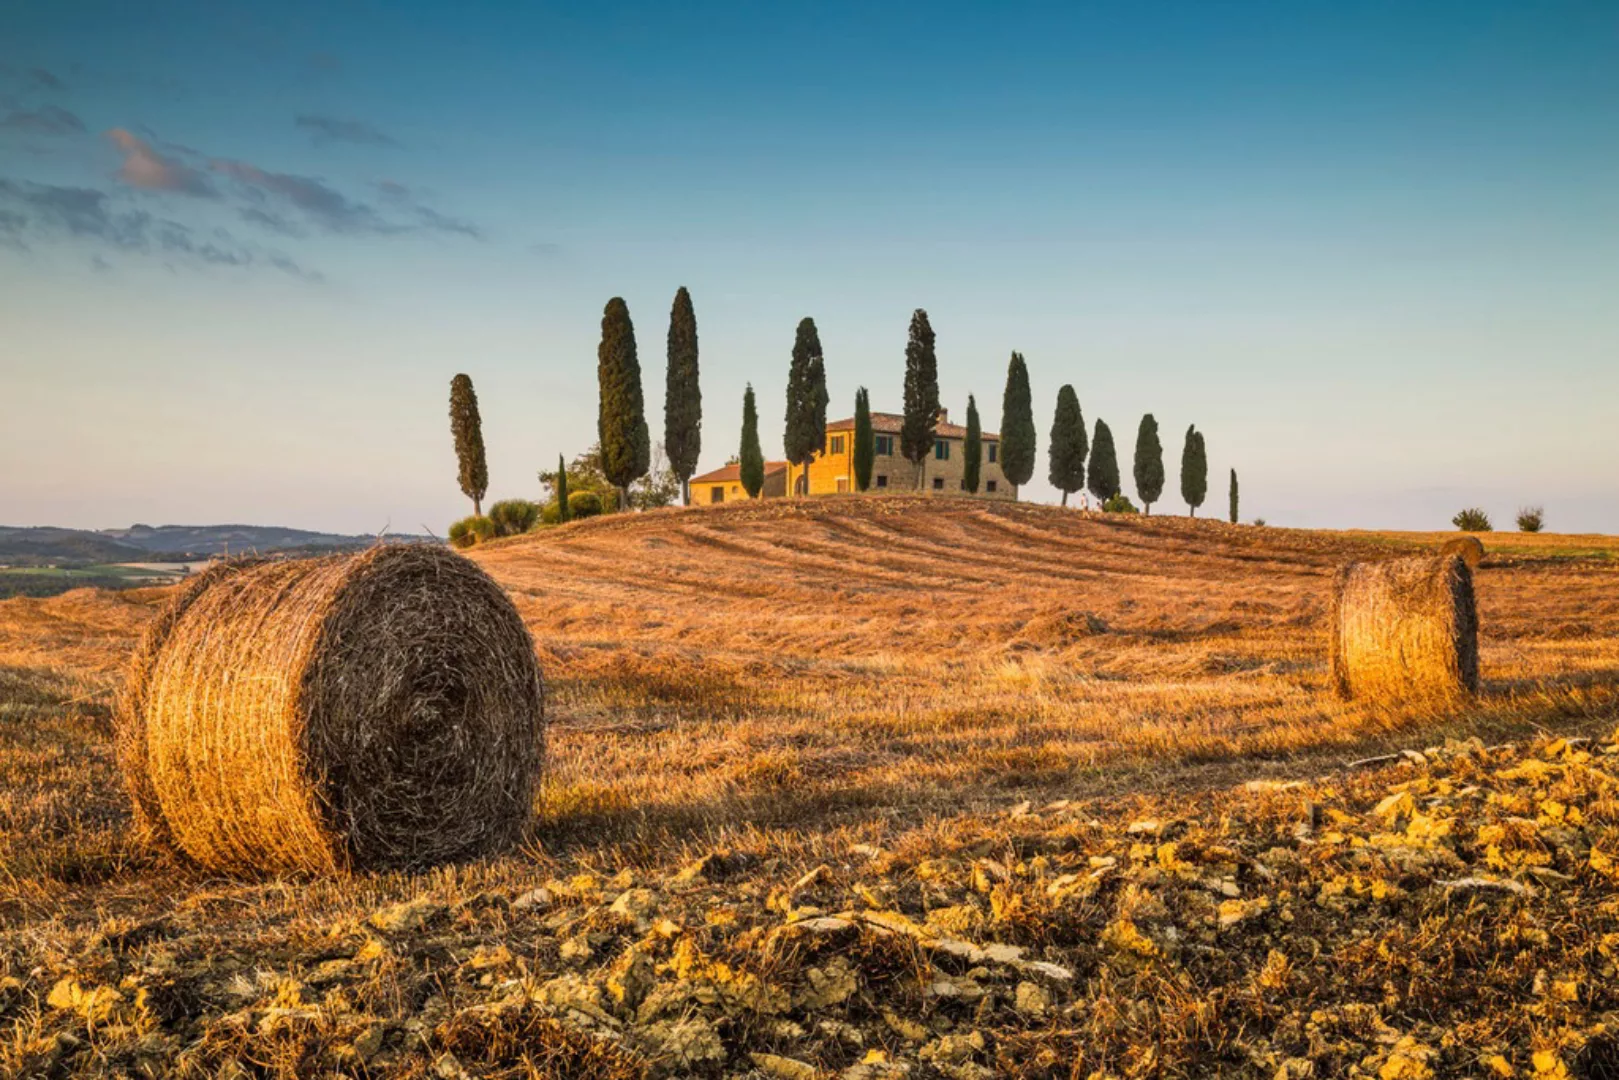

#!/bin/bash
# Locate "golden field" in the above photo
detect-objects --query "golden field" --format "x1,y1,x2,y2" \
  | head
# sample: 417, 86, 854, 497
3, 495, 1619, 1077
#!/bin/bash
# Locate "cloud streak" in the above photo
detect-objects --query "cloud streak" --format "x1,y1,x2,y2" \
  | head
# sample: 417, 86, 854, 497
1, 105, 85, 136
213, 158, 389, 233
106, 129, 214, 196
295, 113, 398, 147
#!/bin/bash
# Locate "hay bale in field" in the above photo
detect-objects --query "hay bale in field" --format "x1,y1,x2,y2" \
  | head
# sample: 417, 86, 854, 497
1439, 535, 1485, 569
116, 544, 545, 875
1329, 555, 1479, 705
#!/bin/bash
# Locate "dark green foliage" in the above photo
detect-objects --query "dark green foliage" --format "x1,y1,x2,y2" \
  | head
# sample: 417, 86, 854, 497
853, 387, 875, 492
1517, 506, 1544, 533
900, 309, 939, 487
1047, 384, 1087, 506
449, 373, 489, 515
1180, 424, 1208, 516
1453, 507, 1492, 532
1229, 469, 1240, 525
540, 444, 620, 513
664, 287, 701, 505
597, 297, 650, 509
962, 395, 982, 495
568, 491, 604, 519
1087, 419, 1121, 503
784, 318, 829, 490
739, 384, 765, 498
629, 447, 682, 510
1134, 414, 1165, 515
447, 514, 495, 549
999, 352, 1036, 489
556, 454, 571, 523
488, 499, 540, 537
1102, 493, 1139, 514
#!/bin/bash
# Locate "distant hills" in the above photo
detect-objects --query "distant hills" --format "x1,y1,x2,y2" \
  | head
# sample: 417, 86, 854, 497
0, 524, 426, 567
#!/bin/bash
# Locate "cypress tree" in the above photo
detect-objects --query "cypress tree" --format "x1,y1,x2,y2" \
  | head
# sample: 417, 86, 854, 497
556, 454, 571, 523
598, 297, 649, 511
1087, 419, 1120, 503
784, 317, 827, 496
900, 308, 939, 489
1047, 384, 1087, 507
999, 352, 1036, 493
1180, 424, 1208, 516
1229, 468, 1239, 524
1133, 413, 1165, 515
853, 387, 875, 492
962, 395, 982, 495
664, 286, 701, 506
448, 373, 488, 515
739, 384, 765, 498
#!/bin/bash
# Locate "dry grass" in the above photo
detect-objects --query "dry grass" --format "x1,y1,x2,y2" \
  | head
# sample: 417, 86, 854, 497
2, 495, 1618, 1076
1329, 554, 1479, 706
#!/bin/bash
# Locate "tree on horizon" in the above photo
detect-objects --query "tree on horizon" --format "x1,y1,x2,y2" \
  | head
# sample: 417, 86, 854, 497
1229, 468, 1240, 524
999, 352, 1036, 494
556, 453, 570, 523
853, 387, 875, 491
449, 373, 488, 516
664, 286, 701, 506
1133, 413, 1165, 515
784, 317, 828, 496
963, 395, 982, 495
1181, 424, 1208, 516
900, 309, 939, 489
598, 297, 650, 511
1087, 418, 1120, 504
739, 384, 765, 498
1047, 384, 1087, 507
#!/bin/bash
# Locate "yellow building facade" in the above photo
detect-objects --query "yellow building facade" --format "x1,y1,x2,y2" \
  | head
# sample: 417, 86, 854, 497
689, 460, 789, 504
787, 410, 1015, 499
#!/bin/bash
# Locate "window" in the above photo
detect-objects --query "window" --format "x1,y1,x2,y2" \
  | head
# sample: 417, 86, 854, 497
836, 477, 849, 492
711, 487, 724, 503
875, 475, 888, 488
934, 439, 950, 461
988, 443, 998, 463
986, 480, 998, 493
875, 435, 894, 456
932, 477, 945, 491
828, 435, 846, 455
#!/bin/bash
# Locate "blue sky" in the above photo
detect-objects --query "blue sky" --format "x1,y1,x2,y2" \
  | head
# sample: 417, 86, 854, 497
3, 1, 1616, 533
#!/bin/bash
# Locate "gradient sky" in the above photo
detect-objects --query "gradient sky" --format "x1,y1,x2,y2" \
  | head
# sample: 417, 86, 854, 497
3, 1, 1616, 534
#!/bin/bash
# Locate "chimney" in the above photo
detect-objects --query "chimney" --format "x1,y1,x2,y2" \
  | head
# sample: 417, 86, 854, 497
935, 407, 949, 424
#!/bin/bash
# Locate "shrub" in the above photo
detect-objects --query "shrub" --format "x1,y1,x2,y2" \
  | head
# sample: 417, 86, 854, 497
1253, 518, 1267, 527
1452, 508, 1492, 532
448, 515, 496, 549
568, 491, 605, 519
1101, 494, 1139, 514
1516, 506, 1545, 533
488, 499, 541, 537
540, 501, 562, 526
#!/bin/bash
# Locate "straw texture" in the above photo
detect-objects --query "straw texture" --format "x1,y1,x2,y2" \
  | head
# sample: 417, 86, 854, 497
117, 544, 545, 875
1439, 535, 1486, 569
1329, 554, 1479, 706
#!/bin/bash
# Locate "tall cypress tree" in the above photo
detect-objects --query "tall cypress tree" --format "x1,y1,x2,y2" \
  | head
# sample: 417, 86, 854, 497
784, 317, 827, 496
1229, 468, 1239, 524
1047, 384, 1087, 507
962, 395, 982, 495
739, 384, 765, 498
853, 387, 875, 492
598, 297, 649, 511
1133, 413, 1165, 515
1180, 424, 1208, 516
449, 373, 488, 515
555, 453, 571, 523
999, 352, 1035, 494
1087, 419, 1121, 503
664, 286, 701, 506
900, 309, 939, 489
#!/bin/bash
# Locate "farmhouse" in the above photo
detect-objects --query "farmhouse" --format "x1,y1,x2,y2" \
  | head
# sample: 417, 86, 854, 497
788, 410, 1015, 498
690, 460, 790, 503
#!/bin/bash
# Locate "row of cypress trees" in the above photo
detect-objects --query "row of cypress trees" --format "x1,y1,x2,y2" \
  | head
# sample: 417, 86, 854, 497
1044, 392, 1213, 517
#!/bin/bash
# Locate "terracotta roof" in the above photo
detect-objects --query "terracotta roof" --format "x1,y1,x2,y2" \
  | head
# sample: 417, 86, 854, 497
825, 411, 998, 441
690, 460, 789, 484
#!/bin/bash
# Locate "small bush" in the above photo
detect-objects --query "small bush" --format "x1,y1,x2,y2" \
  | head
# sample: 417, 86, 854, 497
448, 515, 496, 549
488, 499, 541, 537
568, 491, 605, 519
540, 501, 562, 526
1516, 506, 1545, 533
1452, 508, 1492, 532
1253, 518, 1267, 527
1101, 494, 1139, 514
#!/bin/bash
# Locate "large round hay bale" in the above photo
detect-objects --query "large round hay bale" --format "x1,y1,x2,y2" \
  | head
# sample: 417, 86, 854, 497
1439, 535, 1485, 569
1328, 555, 1479, 705
116, 544, 545, 875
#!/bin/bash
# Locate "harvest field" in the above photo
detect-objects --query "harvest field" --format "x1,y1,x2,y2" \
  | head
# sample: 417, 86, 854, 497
4, 496, 1619, 1077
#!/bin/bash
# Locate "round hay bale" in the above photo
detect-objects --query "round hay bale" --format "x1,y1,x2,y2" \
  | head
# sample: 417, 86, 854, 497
116, 544, 545, 875
1328, 555, 1479, 706
1439, 535, 1485, 569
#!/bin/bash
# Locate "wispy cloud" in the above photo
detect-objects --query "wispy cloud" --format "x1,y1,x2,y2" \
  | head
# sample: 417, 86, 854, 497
106, 128, 214, 196
295, 113, 398, 147
0, 105, 84, 136
213, 158, 389, 233
27, 68, 65, 92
